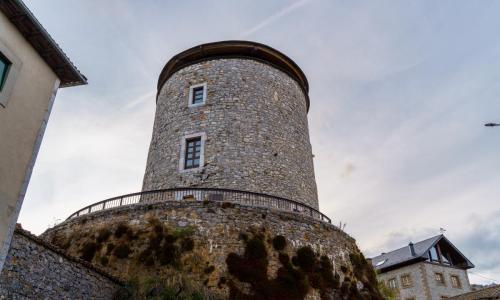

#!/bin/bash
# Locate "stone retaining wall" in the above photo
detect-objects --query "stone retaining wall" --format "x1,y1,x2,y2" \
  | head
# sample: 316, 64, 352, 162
40, 201, 375, 299
0, 227, 122, 299
43, 201, 354, 272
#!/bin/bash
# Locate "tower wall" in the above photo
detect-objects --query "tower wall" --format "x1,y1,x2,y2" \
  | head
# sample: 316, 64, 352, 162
142, 58, 319, 208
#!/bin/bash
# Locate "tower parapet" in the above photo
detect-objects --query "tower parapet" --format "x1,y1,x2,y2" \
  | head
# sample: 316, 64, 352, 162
142, 41, 319, 209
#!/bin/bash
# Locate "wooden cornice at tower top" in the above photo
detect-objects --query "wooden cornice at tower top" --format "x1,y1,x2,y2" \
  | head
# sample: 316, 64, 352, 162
0, 0, 87, 87
157, 40, 311, 111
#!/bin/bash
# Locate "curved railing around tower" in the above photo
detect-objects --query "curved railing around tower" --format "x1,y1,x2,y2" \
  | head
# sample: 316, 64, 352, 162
66, 188, 331, 224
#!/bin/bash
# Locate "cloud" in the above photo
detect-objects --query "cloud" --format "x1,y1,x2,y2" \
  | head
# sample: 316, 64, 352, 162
240, 0, 312, 38
339, 162, 356, 179
363, 212, 500, 284
457, 211, 500, 284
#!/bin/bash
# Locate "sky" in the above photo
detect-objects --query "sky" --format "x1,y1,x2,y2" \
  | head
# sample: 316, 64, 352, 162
18, 0, 500, 285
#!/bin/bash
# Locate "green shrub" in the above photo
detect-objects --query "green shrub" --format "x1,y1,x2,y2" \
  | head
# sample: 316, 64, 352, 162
97, 228, 112, 243
106, 243, 115, 255
181, 238, 195, 252
238, 232, 248, 241
114, 223, 130, 238
159, 244, 179, 266
100, 256, 109, 266
113, 243, 131, 259
272, 235, 287, 251
80, 241, 98, 262
294, 246, 316, 272
173, 226, 194, 239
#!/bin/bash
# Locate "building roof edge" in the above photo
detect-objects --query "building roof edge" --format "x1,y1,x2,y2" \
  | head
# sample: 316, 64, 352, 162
0, 0, 87, 87
157, 40, 310, 111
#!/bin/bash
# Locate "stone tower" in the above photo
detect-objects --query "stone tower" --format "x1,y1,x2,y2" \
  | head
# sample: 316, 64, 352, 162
42, 41, 382, 300
142, 41, 319, 209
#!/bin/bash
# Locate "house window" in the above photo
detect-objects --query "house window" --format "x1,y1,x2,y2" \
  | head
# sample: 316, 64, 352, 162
450, 275, 461, 288
184, 137, 201, 169
0, 52, 11, 91
429, 246, 440, 262
401, 274, 413, 288
441, 251, 453, 265
388, 278, 397, 289
188, 83, 207, 106
435, 272, 445, 285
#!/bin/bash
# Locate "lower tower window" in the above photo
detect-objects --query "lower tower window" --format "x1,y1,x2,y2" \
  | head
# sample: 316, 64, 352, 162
185, 137, 201, 169
179, 132, 206, 171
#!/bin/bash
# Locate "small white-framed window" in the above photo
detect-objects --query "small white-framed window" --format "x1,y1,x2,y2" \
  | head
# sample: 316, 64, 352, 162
188, 83, 207, 107
387, 277, 398, 289
179, 132, 206, 171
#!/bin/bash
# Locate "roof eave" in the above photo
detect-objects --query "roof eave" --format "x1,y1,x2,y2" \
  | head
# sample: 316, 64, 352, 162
377, 257, 426, 273
0, 0, 87, 88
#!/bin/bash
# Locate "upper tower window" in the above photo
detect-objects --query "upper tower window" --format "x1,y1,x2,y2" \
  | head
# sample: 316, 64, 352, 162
188, 83, 207, 107
0, 52, 11, 91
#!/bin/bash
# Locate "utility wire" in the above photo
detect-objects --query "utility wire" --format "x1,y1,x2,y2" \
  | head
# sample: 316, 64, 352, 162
469, 271, 499, 283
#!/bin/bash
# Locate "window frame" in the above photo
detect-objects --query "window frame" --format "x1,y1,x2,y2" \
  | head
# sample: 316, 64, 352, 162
434, 272, 446, 286
0, 41, 22, 108
450, 275, 461, 288
0, 52, 11, 91
188, 83, 207, 107
387, 277, 398, 289
179, 132, 206, 172
184, 137, 202, 169
400, 273, 413, 288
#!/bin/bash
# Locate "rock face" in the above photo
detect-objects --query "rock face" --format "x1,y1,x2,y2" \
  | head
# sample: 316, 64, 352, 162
0, 228, 121, 299
142, 48, 318, 209
42, 201, 383, 299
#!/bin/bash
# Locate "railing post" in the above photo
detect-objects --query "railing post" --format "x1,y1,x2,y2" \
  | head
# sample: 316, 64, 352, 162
120, 197, 123, 206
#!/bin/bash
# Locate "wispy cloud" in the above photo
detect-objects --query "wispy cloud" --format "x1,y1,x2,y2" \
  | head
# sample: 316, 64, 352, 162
240, 0, 312, 37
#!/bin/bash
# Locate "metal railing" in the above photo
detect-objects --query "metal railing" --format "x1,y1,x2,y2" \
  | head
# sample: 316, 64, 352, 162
66, 188, 331, 223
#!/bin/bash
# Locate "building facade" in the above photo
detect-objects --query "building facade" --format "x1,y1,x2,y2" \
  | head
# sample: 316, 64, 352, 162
0, 0, 86, 271
371, 235, 474, 300
142, 41, 319, 209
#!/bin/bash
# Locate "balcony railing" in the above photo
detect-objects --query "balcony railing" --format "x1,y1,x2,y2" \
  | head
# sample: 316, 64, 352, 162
66, 188, 331, 223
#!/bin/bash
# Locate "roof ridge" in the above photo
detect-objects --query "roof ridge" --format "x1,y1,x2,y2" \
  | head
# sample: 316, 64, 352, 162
372, 234, 443, 259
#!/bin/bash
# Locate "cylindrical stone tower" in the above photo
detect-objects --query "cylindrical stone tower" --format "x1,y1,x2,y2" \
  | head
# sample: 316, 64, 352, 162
142, 41, 318, 209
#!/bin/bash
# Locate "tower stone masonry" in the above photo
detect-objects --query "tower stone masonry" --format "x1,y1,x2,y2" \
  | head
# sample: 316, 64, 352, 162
142, 41, 319, 209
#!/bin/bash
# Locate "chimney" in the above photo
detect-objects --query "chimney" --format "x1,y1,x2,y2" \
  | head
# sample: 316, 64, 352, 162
409, 242, 416, 256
